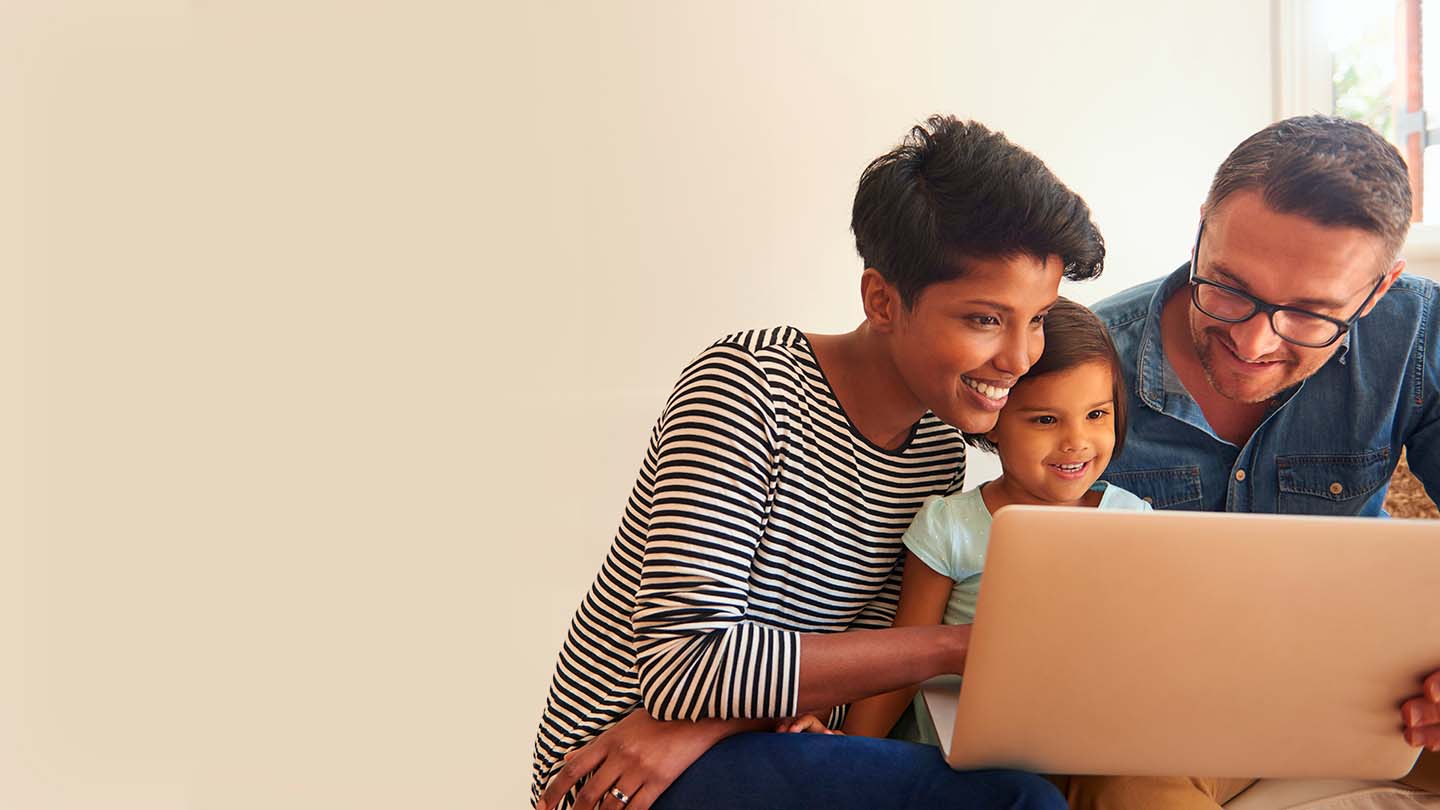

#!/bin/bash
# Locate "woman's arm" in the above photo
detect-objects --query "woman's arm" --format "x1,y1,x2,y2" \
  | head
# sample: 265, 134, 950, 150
632, 345, 970, 721
840, 551, 959, 737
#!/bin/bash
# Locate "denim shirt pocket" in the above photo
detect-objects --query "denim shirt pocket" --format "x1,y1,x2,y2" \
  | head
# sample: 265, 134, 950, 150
1101, 466, 1204, 510
1276, 448, 1392, 515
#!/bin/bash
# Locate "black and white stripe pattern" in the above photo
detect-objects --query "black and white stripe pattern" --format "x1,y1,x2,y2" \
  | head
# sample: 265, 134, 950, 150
530, 327, 966, 808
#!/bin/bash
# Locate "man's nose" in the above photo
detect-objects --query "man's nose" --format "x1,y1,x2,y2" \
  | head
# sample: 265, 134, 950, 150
1228, 313, 1285, 360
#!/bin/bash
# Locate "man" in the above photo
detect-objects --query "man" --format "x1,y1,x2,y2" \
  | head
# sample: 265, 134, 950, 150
1067, 115, 1440, 808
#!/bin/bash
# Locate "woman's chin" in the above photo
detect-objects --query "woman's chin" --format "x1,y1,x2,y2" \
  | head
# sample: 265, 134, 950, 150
948, 408, 1000, 435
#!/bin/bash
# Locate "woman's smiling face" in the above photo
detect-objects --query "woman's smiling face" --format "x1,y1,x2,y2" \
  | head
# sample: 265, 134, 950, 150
887, 253, 1063, 434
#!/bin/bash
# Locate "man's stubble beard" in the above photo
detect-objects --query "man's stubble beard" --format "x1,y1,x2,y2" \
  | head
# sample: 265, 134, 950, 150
1192, 324, 1313, 406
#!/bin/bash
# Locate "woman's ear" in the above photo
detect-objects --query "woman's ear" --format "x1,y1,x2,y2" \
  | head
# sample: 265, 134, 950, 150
860, 268, 904, 334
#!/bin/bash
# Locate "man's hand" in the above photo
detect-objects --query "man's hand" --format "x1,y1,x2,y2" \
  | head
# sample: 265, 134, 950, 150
1401, 670, 1440, 752
537, 708, 753, 810
774, 714, 843, 735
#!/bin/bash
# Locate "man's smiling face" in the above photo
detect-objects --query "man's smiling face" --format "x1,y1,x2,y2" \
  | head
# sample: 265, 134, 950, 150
1188, 190, 1400, 404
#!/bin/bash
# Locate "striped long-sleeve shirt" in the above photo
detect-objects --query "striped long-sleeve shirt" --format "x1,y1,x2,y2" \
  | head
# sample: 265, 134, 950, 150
529, 327, 966, 808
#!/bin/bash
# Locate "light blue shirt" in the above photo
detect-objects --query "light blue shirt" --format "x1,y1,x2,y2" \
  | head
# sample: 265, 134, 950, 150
1093, 266, 1440, 514
892, 481, 1151, 747
903, 482, 1153, 627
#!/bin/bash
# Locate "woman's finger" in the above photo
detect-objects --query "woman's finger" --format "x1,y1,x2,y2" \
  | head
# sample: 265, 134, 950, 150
625, 784, 664, 810
538, 742, 608, 810
573, 757, 625, 810
597, 778, 644, 810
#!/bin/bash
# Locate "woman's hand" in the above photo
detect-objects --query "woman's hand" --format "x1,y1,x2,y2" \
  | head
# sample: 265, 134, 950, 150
774, 714, 843, 734
538, 708, 763, 810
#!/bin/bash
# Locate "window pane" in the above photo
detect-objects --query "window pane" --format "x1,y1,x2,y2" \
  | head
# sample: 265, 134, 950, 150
1327, 1, 1397, 142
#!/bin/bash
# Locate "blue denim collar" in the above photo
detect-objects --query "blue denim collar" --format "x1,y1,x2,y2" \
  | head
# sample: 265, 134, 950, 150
1133, 267, 1185, 414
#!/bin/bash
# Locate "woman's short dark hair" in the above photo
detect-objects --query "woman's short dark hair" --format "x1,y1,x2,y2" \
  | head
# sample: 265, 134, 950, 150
852, 115, 1106, 307
964, 298, 1128, 456
1204, 115, 1412, 259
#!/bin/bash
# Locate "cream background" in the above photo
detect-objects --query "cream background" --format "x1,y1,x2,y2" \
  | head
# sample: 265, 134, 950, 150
3, 2, 1274, 808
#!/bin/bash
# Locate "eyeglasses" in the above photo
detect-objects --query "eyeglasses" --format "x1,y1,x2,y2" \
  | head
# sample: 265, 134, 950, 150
1188, 222, 1386, 349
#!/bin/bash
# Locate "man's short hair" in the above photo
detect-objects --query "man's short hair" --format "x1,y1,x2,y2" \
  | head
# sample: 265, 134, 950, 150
852, 115, 1105, 307
1204, 115, 1413, 259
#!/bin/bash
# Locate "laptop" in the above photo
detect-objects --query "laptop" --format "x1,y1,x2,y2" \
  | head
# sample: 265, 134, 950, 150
929, 506, 1439, 779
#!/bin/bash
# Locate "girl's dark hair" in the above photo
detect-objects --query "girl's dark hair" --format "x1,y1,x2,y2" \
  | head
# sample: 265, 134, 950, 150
964, 298, 1127, 456
852, 115, 1106, 307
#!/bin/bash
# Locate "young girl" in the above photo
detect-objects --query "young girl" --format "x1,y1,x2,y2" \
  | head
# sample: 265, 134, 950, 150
778, 297, 1150, 743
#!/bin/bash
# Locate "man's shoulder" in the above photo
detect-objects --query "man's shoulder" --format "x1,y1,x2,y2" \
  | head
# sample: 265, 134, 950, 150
1382, 273, 1440, 310
1090, 274, 1170, 333
1352, 273, 1439, 347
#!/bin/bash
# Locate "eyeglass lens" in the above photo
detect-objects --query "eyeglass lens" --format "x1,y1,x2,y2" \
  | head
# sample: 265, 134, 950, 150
1193, 284, 1341, 345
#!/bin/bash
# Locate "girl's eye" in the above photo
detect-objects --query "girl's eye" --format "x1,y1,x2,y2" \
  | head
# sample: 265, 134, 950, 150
1032, 415, 1057, 425
1087, 409, 1110, 420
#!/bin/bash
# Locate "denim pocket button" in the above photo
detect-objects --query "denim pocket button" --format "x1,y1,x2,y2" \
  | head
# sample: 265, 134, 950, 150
1276, 447, 1391, 515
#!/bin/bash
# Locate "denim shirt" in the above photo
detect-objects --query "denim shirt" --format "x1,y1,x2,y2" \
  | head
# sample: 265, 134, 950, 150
1093, 265, 1440, 515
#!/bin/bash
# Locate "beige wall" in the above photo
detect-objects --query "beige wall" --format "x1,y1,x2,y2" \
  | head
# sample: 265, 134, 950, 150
2, 2, 1272, 808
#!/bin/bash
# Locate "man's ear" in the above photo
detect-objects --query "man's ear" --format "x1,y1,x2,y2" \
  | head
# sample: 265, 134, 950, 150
860, 268, 905, 334
1359, 258, 1406, 319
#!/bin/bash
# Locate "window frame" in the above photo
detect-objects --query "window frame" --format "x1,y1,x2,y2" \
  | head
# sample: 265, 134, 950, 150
1272, 0, 1440, 280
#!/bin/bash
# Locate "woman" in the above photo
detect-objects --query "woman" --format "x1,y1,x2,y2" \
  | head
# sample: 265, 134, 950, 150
532, 115, 1106, 810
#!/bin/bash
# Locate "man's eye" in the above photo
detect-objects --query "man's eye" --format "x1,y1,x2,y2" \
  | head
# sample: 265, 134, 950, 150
1030, 313, 1048, 326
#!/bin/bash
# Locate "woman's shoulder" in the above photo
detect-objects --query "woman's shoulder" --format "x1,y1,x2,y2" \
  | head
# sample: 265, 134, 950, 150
680, 327, 812, 378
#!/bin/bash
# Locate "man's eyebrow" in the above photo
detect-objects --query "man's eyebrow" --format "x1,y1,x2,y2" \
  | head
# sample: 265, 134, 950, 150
1210, 265, 1348, 310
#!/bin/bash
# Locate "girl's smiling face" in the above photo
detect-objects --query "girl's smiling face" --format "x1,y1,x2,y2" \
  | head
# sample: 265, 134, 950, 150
985, 360, 1119, 507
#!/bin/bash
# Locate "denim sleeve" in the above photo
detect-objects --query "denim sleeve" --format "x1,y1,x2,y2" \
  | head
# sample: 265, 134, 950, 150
1403, 288, 1440, 502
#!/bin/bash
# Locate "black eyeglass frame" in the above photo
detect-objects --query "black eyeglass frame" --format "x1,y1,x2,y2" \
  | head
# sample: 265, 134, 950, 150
1187, 222, 1387, 349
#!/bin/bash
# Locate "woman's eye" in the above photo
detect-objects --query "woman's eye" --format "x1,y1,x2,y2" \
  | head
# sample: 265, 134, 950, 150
968, 315, 1001, 327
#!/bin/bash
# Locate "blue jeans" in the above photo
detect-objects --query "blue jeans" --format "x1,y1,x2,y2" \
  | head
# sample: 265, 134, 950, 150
652, 732, 1065, 810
